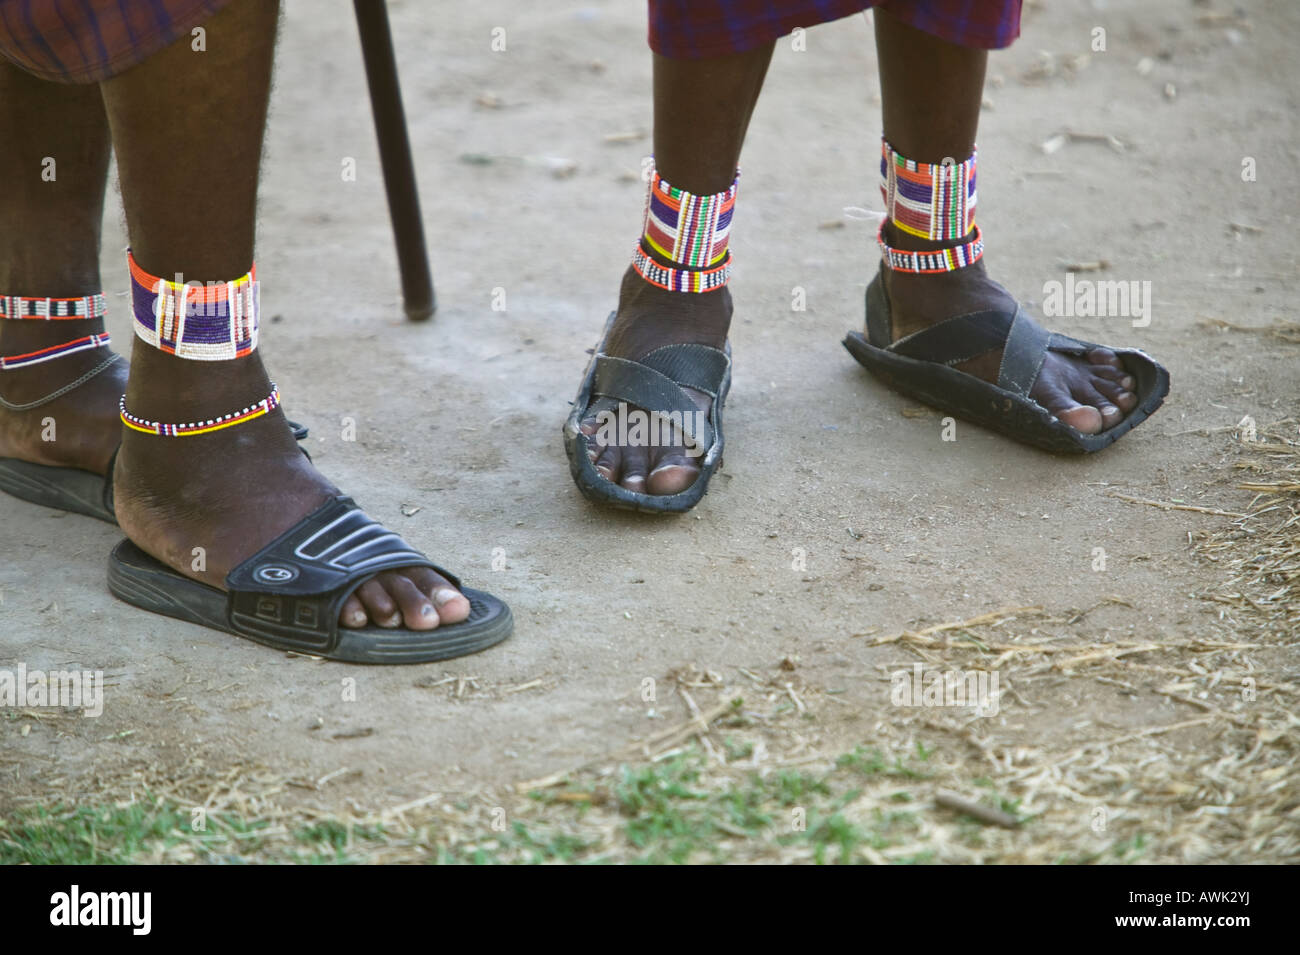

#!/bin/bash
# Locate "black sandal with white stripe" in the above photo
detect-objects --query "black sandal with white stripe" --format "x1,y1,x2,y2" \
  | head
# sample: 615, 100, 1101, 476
107, 495, 512, 664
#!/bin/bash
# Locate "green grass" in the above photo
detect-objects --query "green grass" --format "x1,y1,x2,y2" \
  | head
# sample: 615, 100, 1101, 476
0, 742, 992, 865
0, 801, 272, 864
1053, 833, 1150, 866
550, 744, 933, 864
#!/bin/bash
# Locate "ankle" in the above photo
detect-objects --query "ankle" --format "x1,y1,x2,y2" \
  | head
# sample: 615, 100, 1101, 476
0, 350, 117, 408
124, 341, 270, 418
0, 315, 107, 349
0, 246, 101, 298
613, 267, 732, 352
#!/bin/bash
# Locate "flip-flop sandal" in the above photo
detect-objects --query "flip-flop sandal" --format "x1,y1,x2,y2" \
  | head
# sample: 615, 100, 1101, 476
843, 266, 1170, 454
107, 494, 512, 664
0, 452, 119, 523
0, 420, 311, 525
563, 312, 731, 514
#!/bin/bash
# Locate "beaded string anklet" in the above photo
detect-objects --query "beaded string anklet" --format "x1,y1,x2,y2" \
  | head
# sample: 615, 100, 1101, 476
631, 166, 738, 293
1, 291, 113, 368
0, 291, 120, 410
0, 332, 113, 370
120, 383, 281, 437
877, 139, 984, 275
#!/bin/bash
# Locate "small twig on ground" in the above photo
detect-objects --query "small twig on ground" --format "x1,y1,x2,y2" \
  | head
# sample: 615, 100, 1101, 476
865, 606, 1042, 645
935, 789, 1020, 828
1108, 492, 1247, 518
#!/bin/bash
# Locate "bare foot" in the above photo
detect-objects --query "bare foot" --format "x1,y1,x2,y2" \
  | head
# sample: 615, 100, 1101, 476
880, 224, 1138, 434
0, 318, 126, 474
578, 266, 729, 494
112, 344, 469, 631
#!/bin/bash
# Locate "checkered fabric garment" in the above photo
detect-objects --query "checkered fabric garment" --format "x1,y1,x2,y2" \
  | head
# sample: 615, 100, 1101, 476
0, 0, 232, 84
648, 0, 1022, 59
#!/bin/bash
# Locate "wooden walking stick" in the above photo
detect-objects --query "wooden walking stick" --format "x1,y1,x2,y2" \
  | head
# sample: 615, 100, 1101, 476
353, 0, 435, 320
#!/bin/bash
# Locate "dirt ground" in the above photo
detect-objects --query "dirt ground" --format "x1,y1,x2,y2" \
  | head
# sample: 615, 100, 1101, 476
2, 0, 1297, 862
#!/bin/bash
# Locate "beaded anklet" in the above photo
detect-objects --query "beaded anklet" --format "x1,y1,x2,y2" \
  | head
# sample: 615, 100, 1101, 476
631, 166, 738, 293
0, 332, 113, 370
0, 291, 118, 407
120, 383, 280, 437
122, 252, 272, 437
1, 293, 108, 320
877, 222, 984, 275
632, 244, 732, 293
877, 138, 984, 274
880, 139, 977, 242
128, 251, 259, 361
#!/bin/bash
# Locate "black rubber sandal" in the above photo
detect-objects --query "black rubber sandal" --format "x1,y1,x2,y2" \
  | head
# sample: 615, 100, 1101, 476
107, 494, 512, 663
0, 420, 311, 526
843, 266, 1170, 454
0, 352, 122, 522
0, 454, 119, 523
563, 312, 730, 514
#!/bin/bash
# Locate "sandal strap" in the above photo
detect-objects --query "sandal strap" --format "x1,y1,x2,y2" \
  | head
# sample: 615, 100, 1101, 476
889, 306, 1072, 398
997, 307, 1053, 397
225, 496, 453, 648
889, 309, 1013, 366
591, 353, 717, 450
635, 343, 729, 398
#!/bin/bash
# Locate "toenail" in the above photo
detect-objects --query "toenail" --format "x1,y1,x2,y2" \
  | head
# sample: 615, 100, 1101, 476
421, 603, 436, 618
350, 609, 366, 625
433, 588, 460, 607
1121, 376, 1135, 389
649, 462, 689, 477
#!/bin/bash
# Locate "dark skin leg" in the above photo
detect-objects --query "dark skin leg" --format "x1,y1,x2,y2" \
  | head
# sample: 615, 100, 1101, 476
0, 60, 126, 475
582, 14, 1138, 494
98, 0, 466, 630
874, 7, 1136, 432
580, 44, 774, 494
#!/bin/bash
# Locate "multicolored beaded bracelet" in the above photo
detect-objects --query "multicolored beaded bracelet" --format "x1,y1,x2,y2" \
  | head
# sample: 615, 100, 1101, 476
641, 167, 738, 270
632, 166, 738, 293
119, 383, 280, 437
880, 139, 977, 243
128, 251, 259, 361
877, 222, 984, 274
0, 332, 112, 370
0, 293, 109, 320
632, 243, 733, 293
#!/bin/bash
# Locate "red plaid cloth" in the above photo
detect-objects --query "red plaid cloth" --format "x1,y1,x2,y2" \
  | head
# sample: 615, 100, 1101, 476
649, 0, 1022, 59
0, 0, 232, 84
